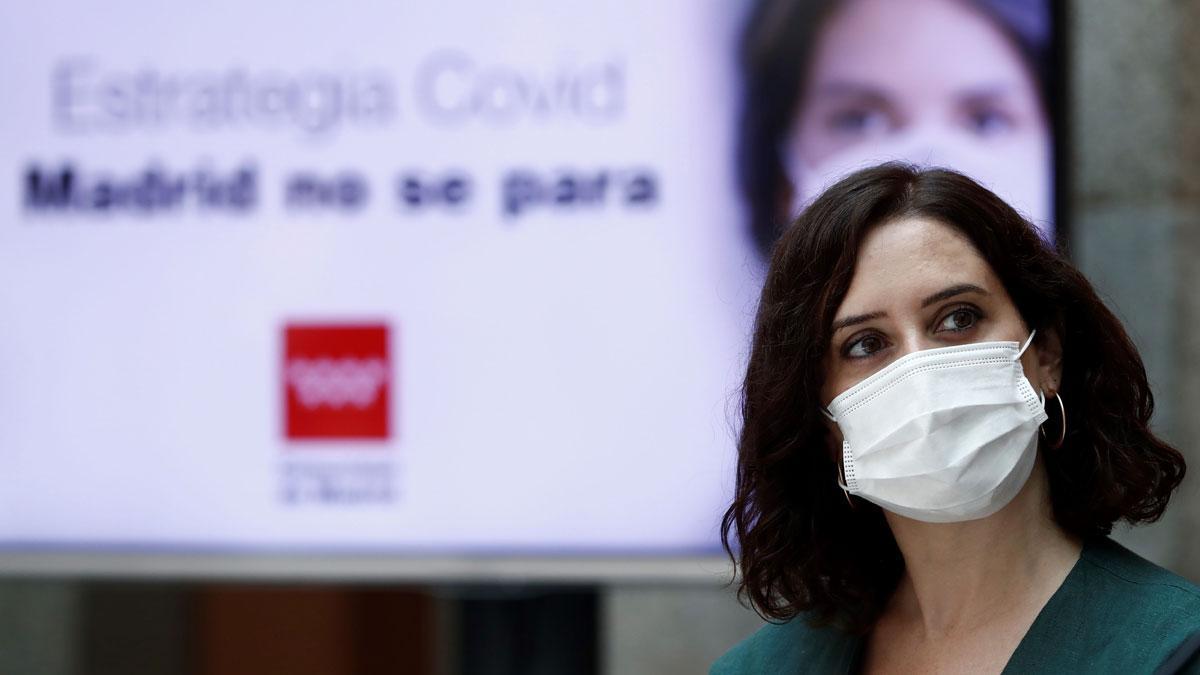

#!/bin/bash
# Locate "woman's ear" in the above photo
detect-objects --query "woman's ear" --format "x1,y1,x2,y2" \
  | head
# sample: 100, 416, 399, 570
1035, 325, 1065, 395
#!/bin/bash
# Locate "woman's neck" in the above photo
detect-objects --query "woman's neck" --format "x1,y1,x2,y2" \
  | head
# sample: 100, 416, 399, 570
882, 460, 1082, 639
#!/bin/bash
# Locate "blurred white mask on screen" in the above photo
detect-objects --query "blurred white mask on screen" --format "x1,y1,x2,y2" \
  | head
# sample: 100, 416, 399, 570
783, 127, 1052, 234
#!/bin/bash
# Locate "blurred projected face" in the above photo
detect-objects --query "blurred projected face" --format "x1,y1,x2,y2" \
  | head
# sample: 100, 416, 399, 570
784, 0, 1052, 231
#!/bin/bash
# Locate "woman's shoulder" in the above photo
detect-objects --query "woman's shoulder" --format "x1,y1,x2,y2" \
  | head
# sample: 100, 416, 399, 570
709, 613, 861, 675
1076, 536, 1200, 625
1050, 536, 1200, 669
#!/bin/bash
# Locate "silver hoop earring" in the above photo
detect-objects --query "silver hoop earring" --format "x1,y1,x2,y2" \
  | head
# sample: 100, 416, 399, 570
1040, 391, 1066, 450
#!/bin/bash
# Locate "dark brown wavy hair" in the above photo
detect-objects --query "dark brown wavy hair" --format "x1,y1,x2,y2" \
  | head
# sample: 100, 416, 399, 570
721, 163, 1186, 632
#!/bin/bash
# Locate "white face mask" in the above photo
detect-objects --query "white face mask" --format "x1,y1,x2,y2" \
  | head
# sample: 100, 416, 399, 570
822, 331, 1048, 523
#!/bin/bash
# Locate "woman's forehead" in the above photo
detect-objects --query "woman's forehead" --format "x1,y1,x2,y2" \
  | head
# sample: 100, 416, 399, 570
838, 217, 997, 311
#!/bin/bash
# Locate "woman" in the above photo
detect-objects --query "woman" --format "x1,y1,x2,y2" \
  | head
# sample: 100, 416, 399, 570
738, 0, 1057, 255
713, 164, 1200, 673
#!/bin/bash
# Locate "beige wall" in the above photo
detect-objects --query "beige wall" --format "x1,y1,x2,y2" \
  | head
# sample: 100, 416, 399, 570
1069, 0, 1200, 577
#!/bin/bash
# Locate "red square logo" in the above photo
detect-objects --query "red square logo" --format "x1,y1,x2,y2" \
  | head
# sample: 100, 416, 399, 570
284, 323, 391, 441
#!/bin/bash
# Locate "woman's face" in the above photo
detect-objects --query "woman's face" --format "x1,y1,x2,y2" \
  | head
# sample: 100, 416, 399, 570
785, 0, 1052, 229
820, 217, 1058, 411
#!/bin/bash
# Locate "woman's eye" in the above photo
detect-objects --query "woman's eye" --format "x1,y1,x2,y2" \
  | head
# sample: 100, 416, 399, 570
846, 333, 887, 358
938, 308, 979, 332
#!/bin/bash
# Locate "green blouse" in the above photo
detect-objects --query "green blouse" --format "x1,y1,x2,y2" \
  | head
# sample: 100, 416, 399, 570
711, 538, 1200, 674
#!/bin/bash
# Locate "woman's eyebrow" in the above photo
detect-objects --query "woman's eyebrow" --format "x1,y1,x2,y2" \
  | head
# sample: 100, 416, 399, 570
920, 283, 989, 308
831, 311, 887, 334
831, 284, 988, 335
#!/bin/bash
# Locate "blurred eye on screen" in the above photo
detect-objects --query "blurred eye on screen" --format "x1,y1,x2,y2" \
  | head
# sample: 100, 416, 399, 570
960, 101, 1018, 137
825, 105, 893, 138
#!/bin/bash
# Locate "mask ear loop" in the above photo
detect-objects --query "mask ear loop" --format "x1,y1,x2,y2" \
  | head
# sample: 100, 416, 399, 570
1017, 328, 1038, 359
821, 407, 855, 508
835, 460, 855, 509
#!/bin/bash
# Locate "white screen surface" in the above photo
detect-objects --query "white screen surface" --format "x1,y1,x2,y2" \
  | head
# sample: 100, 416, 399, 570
0, 0, 760, 564
0, 0, 1058, 577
